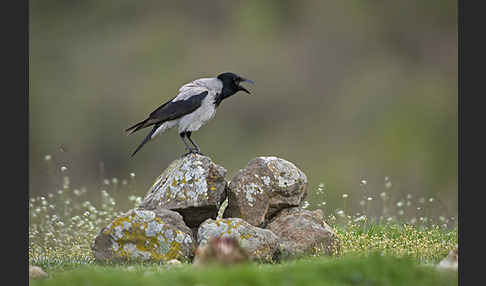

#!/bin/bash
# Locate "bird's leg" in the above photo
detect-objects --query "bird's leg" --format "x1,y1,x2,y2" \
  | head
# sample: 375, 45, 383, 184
186, 132, 203, 155
180, 132, 196, 156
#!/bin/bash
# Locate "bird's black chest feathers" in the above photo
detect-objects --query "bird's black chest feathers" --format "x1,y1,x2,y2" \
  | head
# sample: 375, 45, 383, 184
214, 93, 223, 107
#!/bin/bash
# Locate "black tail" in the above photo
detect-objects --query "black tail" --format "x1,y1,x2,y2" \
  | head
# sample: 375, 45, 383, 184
126, 118, 152, 135
130, 124, 160, 157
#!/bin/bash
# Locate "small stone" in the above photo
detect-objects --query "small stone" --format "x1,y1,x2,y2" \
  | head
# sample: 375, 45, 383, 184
197, 218, 280, 263
29, 265, 47, 279
140, 154, 227, 228
266, 207, 340, 259
194, 236, 249, 266
167, 259, 182, 266
223, 156, 308, 227
437, 246, 458, 271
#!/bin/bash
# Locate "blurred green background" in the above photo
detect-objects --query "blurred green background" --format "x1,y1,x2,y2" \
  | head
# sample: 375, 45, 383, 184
29, 0, 457, 218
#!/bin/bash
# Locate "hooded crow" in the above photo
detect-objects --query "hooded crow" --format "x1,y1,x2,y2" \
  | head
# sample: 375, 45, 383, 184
126, 72, 254, 157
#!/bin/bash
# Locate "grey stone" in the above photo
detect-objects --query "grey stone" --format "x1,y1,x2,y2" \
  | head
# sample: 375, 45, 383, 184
29, 265, 47, 280
437, 245, 458, 271
223, 156, 308, 227
140, 154, 227, 228
266, 207, 340, 259
197, 218, 280, 263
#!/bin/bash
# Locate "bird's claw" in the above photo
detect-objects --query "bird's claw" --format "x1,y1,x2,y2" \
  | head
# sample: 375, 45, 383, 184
182, 148, 204, 157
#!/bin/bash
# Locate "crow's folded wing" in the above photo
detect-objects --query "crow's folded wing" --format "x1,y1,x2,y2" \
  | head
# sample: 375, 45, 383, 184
149, 90, 208, 122
125, 90, 209, 135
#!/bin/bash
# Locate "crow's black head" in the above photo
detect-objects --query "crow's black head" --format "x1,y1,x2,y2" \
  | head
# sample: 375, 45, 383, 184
217, 72, 254, 95
215, 72, 254, 107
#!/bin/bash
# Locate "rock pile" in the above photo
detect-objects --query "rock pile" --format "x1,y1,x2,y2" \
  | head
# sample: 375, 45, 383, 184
92, 154, 339, 263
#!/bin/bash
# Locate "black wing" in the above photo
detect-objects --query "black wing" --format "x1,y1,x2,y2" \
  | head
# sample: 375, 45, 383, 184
126, 91, 208, 134
149, 91, 208, 121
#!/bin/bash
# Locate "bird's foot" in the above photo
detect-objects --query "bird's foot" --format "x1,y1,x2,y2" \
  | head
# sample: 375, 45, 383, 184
182, 151, 194, 157
182, 148, 203, 157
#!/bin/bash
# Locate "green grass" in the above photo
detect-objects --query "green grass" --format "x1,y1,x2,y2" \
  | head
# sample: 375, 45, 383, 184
29, 165, 458, 285
334, 223, 457, 264
30, 254, 457, 286
31, 221, 457, 286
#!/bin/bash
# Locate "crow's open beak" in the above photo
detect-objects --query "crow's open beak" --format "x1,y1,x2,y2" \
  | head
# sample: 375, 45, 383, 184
238, 78, 255, 95
241, 78, 255, 85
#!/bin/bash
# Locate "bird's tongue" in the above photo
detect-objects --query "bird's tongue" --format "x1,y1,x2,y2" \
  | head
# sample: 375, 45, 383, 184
241, 78, 255, 84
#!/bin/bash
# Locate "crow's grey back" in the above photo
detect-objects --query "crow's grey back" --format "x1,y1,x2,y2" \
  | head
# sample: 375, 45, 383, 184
174, 78, 222, 102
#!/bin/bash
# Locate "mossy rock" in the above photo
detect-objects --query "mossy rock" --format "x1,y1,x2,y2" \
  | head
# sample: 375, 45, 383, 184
92, 208, 195, 262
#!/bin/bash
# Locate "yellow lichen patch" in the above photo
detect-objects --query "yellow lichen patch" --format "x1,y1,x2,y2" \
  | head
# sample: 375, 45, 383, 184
240, 233, 252, 240
209, 185, 216, 191
225, 220, 234, 234
165, 242, 182, 260
117, 246, 130, 258
109, 216, 132, 231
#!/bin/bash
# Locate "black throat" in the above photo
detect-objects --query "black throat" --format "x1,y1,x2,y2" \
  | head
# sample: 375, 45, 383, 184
214, 72, 244, 107
214, 87, 237, 107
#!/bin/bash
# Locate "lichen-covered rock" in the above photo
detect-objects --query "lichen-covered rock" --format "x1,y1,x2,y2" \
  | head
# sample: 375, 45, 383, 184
197, 218, 280, 263
223, 156, 308, 227
266, 207, 339, 259
92, 208, 195, 262
140, 153, 227, 228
